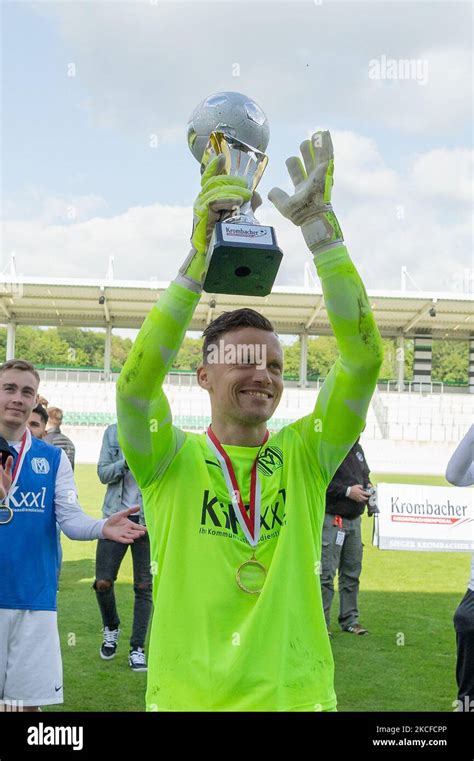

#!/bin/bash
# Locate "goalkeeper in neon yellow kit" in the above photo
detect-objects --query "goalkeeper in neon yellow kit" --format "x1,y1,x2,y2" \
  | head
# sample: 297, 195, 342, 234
117, 131, 383, 711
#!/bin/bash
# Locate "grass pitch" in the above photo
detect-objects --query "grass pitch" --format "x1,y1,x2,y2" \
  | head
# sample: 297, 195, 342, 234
47, 466, 468, 712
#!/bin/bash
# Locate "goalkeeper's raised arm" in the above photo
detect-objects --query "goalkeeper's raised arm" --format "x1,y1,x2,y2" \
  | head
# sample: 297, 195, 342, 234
116, 156, 252, 488
268, 131, 384, 484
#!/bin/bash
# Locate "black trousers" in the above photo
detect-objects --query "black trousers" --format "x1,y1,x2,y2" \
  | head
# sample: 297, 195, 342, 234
94, 521, 152, 650
453, 588, 474, 707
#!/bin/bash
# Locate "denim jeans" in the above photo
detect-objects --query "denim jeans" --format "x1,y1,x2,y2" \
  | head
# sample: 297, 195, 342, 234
94, 519, 152, 650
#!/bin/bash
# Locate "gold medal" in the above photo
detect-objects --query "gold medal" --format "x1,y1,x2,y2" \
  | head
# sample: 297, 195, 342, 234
206, 426, 270, 595
0, 504, 14, 525
236, 553, 267, 595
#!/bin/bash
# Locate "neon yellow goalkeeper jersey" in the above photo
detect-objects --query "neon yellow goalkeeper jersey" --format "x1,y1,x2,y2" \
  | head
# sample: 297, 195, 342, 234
117, 244, 383, 711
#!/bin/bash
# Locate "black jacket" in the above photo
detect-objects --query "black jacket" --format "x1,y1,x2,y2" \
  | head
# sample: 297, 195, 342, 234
325, 440, 371, 519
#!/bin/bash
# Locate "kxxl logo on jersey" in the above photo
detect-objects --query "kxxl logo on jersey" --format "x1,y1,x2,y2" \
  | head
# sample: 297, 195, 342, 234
200, 488, 287, 539
8, 485, 47, 510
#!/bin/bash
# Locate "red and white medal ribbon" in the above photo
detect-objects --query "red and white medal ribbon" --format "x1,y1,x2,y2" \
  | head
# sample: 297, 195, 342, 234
206, 426, 269, 548
5, 429, 29, 506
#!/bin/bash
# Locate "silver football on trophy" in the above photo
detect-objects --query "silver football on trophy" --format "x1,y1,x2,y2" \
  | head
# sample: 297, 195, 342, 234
187, 91, 270, 163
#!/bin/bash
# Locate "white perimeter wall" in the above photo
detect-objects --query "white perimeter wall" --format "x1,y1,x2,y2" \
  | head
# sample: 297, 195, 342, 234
41, 380, 472, 476
64, 425, 462, 477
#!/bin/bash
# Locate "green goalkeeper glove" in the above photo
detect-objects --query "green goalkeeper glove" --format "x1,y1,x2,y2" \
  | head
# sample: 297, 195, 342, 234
268, 130, 344, 256
180, 154, 253, 286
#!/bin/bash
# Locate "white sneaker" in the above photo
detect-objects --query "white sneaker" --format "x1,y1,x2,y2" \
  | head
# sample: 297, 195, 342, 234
100, 627, 120, 659
129, 647, 147, 672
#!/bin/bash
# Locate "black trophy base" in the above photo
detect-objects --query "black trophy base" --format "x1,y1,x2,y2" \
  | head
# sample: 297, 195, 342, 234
203, 221, 283, 296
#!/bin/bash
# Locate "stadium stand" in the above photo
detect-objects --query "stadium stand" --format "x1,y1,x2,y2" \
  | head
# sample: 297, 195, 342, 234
2, 273, 471, 474
37, 372, 473, 475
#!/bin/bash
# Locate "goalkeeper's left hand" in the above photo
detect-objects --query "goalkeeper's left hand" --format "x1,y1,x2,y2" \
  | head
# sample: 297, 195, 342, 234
268, 130, 344, 255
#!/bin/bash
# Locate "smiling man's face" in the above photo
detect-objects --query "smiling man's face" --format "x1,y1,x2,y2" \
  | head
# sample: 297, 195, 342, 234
197, 327, 284, 427
0, 369, 39, 433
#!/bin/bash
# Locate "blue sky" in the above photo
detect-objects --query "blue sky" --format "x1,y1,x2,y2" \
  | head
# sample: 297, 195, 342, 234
1, 0, 473, 295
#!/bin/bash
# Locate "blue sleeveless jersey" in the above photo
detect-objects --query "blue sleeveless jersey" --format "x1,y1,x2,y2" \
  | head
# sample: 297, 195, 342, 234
0, 436, 62, 611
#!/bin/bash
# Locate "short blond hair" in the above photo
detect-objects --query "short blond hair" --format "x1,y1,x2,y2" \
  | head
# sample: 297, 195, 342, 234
48, 407, 63, 425
0, 359, 40, 386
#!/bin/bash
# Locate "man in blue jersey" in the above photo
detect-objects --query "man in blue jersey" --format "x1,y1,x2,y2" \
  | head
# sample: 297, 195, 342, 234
0, 359, 146, 712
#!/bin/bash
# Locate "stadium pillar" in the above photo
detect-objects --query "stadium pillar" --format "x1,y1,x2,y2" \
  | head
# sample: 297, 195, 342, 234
413, 333, 432, 389
396, 333, 405, 392
469, 335, 474, 394
104, 324, 112, 379
299, 332, 308, 388
6, 321, 16, 360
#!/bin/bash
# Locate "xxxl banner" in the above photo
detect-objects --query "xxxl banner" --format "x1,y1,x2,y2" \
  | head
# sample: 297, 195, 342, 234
373, 483, 474, 552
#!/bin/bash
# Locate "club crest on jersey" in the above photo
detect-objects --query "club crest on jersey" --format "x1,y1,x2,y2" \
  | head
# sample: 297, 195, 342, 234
31, 458, 50, 475
257, 446, 284, 476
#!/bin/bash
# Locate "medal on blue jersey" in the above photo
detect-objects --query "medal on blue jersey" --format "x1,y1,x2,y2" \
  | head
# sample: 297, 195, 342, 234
206, 426, 269, 594
0, 431, 28, 525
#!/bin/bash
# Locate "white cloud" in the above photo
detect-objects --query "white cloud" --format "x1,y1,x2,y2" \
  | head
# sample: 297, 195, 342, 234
410, 148, 474, 203
31, 1, 472, 139
1, 189, 107, 226
3, 132, 472, 294
2, 202, 191, 279
3, 0, 470, 317
356, 49, 473, 134
331, 132, 400, 197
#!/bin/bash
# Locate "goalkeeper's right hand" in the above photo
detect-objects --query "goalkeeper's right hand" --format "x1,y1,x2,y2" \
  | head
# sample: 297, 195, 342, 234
179, 154, 253, 286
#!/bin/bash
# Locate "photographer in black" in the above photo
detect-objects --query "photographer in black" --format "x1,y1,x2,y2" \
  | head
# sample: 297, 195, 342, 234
321, 436, 378, 637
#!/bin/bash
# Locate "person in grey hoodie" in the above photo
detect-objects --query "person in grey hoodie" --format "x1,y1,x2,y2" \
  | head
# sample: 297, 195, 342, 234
94, 423, 152, 672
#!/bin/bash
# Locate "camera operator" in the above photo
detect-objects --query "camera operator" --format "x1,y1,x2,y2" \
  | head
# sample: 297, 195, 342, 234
321, 435, 377, 637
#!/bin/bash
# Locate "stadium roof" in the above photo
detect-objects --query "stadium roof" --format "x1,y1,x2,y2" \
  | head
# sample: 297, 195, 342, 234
0, 275, 472, 338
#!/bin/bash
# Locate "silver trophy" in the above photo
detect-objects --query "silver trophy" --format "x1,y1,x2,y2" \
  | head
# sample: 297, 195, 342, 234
187, 92, 282, 296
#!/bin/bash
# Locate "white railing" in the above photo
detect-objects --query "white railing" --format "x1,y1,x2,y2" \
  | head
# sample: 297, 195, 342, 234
38, 367, 120, 383
37, 369, 466, 397
383, 380, 444, 394
380, 421, 471, 443
164, 372, 198, 387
